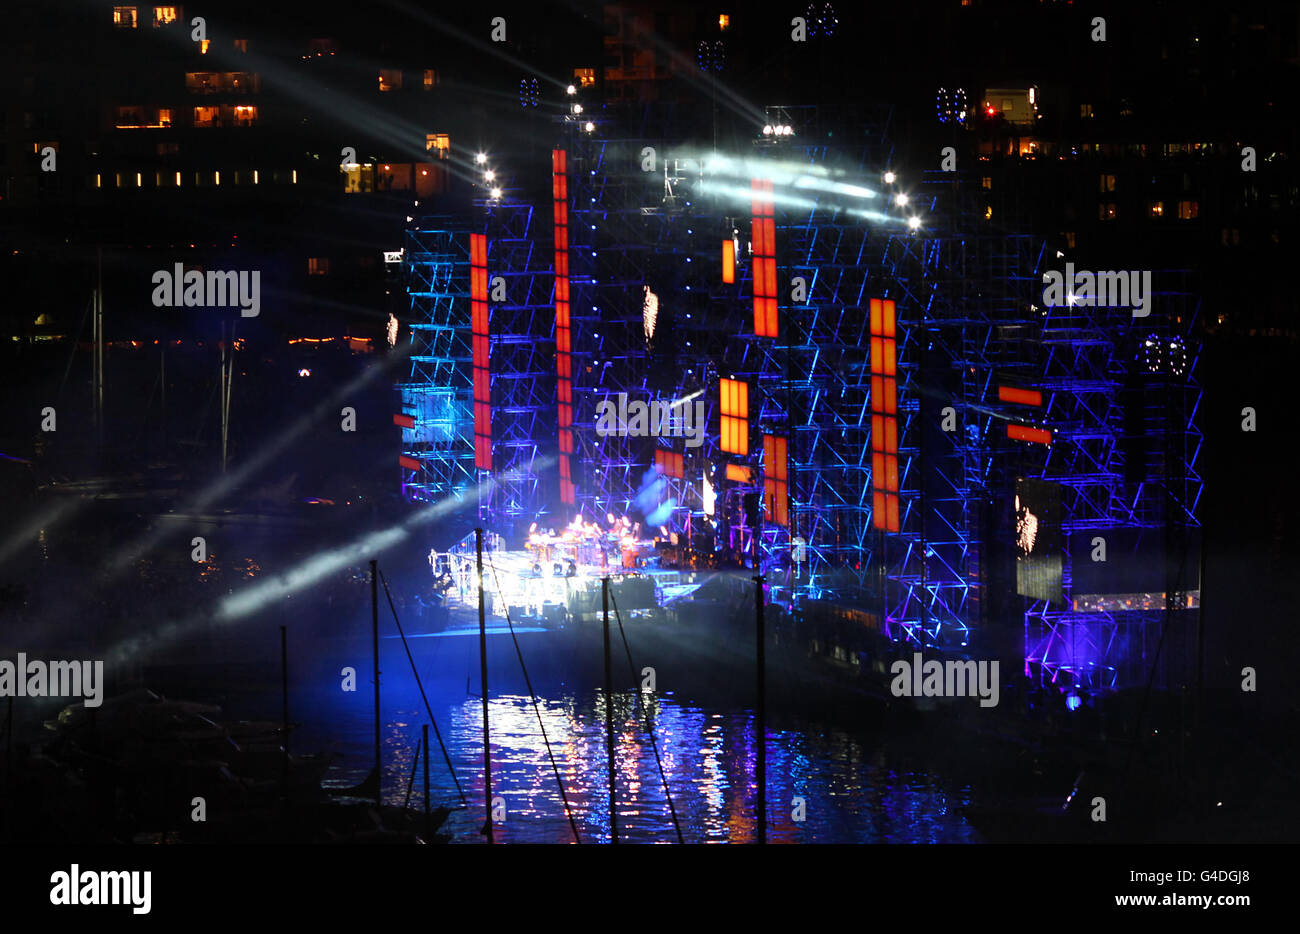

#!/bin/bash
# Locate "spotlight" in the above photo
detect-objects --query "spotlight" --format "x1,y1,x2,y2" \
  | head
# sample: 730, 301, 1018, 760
572, 103, 583, 114
883, 171, 896, 184
907, 216, 921, 230
584, 121, 594, 132
490, 187, 501, 199
762, 125, 773, 135
566, 84, 576, 95
475, 153, 487, 165
484, 169, 495, 181
297, 368, 311, 377
894, 193, 909, 206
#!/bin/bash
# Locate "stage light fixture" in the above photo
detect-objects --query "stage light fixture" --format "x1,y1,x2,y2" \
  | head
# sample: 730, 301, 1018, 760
894, 193, 909, 206
883, 171, 896, 184
584, 121, 594, 132
490, 187, 502, 199
475, 153, 487, 165
907, 216, 921, 230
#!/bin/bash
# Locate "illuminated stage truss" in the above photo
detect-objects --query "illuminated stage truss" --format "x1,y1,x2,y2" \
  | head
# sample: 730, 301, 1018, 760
395, 109, 1201, 694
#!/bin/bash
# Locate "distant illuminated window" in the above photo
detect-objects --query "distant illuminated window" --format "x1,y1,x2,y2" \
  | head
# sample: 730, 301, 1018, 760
308, 257, 330, 276
426, 133, 450, 158
193, 106, 219, 127
234, 39, 248, 53
1080, 103, 1094, 118
719, 14, 730, 30
1099, 173, 1117, 192
981, 176, 992, 189
1099, 202, 1117, 220
233, 105, 258, 126
113, 6, 138, 28
186, 72, 220, 94
152, 6, 179, 26
573, 67, 596, 88
1149, 201, 1164, 218
342, 163, 376, 193
1178, 200, 1199, 219
423, 69, 438, 89
115, 105, 145, 127
379, 69, 402, 91
157, 108, 172, 127
1063, 231, 1076, 248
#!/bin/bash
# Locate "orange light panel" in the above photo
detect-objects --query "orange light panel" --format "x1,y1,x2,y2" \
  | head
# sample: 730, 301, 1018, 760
1007, 424, 1053, 445
998, 385, 1043, 407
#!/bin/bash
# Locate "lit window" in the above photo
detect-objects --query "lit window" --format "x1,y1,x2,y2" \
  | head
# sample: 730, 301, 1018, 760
193, 106, 219, 127
234, 39, 248, 53
186, 73, 220, 94
423, 69, 438, 89
308, 257, 330, 276
1080, 103, 1094, 118
1063, 232, 1076, 249
232, 105, 258, 126
113, 6, 138, 28
115, 105, 145, 127
152, 6, 179, 26
981, 176, 992, 189
1149, 201, 1164, 218
1099, 202, 1117, 220
1178, 200, 1198, 219
1099, 173, 1116, 192
341, 163, 376, 193
573, 67, 596, 88
157, 108, 172, 127
719, 14, 730, 30
379, 69, 402, 92
426, 133, 450, 158
199, 39, 209, 54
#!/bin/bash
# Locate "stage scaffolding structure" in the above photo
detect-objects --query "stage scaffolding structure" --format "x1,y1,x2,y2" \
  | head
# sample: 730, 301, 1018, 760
394, 107, 1201, 693
396, 198, 553, 533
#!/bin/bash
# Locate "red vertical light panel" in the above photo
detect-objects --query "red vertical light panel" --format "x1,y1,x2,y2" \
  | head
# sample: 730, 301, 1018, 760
722, 238, 736, 284
763, 434, 789, 527
751, 179, 778, 338
552, 149, 575, 504
870, 298, 900, 532
470, 233, 491, 470
654, 449, 684, 479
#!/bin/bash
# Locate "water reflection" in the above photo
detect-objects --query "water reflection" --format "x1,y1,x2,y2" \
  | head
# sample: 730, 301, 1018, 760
301, 686, 981, 844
